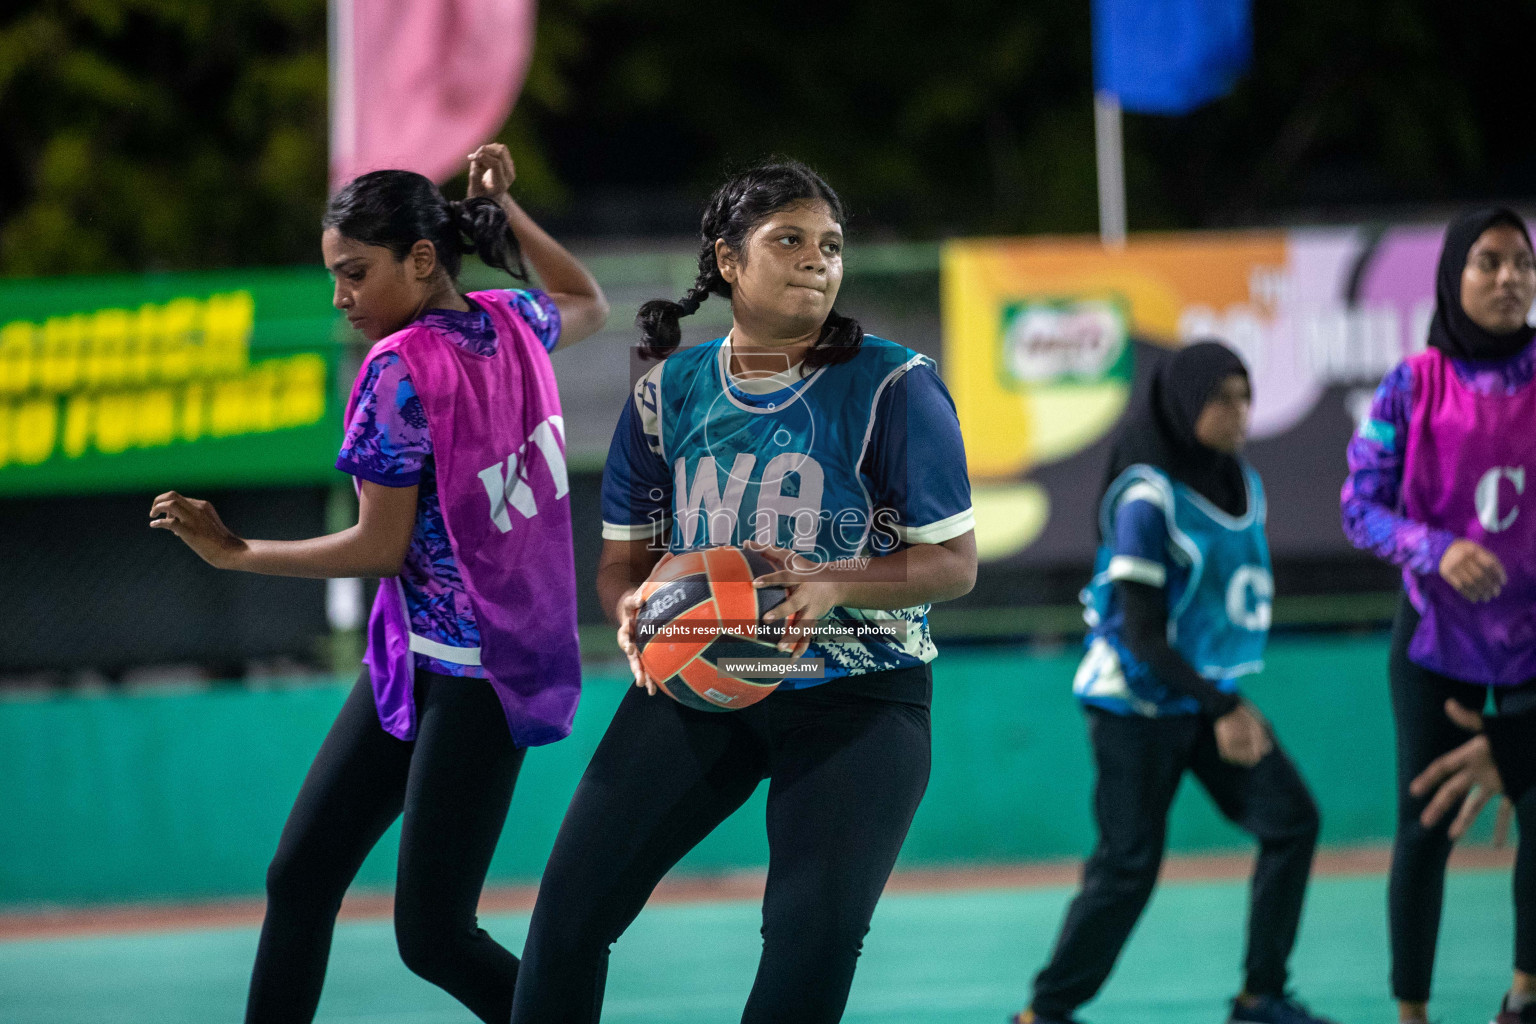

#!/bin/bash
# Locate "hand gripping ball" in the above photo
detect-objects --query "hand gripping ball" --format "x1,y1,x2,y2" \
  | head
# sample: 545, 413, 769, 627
634, 546, 791, 711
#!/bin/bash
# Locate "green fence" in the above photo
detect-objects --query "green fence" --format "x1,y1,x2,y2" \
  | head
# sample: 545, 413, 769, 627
0, 636, 1417, 908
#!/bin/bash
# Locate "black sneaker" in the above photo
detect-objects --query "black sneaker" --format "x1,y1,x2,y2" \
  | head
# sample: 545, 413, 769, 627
1493, 992, 1536, 1024
1227, 993, 1340, 1024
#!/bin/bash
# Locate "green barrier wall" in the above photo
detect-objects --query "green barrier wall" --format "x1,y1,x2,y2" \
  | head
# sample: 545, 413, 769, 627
0, 636, 1421, 907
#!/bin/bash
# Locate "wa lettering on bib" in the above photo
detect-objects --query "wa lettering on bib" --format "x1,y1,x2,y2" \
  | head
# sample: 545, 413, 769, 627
656, 344, 914, 563
613, 335, 966, 682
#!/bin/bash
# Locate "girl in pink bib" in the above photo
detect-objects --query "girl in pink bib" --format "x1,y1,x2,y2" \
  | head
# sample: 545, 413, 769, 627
1343, 206, 1536, 1024
150, 146, 608, 1024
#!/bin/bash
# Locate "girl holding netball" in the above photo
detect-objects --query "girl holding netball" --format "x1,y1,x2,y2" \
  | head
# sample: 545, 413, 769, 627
149, 144, 608, 1024
508, 160, 977, 1024
1342, 206, 1536, 1024
1016, 342, 1335, 1024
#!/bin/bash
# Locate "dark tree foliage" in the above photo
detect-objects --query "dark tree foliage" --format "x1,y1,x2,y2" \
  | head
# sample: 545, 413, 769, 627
528, 0, 1536, 233
3, 0, 1534, 275
0, 2, 328, 275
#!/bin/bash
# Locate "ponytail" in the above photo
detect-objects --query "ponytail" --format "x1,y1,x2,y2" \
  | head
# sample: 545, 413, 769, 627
636, 160, 865, 365
808, 308, 864, 368
636, 237, 725, 359
448, 197, 528, 282
324, 170, 526, 285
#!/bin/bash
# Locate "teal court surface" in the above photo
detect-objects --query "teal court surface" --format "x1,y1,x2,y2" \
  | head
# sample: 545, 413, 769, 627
0, 870, 1515, 1023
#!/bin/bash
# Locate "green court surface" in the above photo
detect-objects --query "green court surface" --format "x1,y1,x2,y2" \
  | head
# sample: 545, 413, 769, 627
0, 869, 1515, 1024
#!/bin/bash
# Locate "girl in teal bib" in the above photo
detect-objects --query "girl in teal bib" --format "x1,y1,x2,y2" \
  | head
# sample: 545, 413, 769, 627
1016, 341, 1336, 1024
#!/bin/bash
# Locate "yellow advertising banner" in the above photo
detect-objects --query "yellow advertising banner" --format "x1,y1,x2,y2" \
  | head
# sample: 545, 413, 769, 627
940, 228, 1430, 563
944, 232, 1286, 480
0, 270, 344, 495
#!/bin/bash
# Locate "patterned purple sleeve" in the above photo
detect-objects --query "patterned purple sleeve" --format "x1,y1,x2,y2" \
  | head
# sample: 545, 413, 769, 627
1340, 361, 1456, 575
336, 352, 432, 486
503, 288, 562, 352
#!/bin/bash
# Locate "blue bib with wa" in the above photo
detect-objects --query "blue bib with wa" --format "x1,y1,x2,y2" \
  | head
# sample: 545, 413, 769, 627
1074, 464, 1272, 717
646, 335, 937, 683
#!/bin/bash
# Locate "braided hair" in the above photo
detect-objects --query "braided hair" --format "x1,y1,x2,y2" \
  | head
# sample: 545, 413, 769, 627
323, 170, 528, 283
636, 160, 864, 366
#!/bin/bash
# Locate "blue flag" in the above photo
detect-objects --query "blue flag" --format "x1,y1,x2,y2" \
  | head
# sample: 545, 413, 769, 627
1093, 0, 1252, 115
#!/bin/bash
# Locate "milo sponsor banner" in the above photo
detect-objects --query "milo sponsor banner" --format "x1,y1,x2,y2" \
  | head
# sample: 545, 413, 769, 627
943, 226, 1454, 567
0, 269, 346, 495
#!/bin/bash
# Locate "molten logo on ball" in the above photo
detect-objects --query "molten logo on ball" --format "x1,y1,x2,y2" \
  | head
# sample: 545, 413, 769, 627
634, 546, 791, 712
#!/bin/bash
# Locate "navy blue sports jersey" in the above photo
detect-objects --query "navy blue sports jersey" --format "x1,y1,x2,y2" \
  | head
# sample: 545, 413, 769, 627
601, 334, 974, 683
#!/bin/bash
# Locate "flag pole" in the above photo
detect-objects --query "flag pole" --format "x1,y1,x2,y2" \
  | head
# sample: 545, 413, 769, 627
327, 0, 354, 193
1094, 90, 1127, 248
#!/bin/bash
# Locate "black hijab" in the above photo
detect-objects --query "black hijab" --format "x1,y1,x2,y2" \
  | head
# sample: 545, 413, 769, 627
1428, 206, 1536, 362
1100, 340, 1250, 530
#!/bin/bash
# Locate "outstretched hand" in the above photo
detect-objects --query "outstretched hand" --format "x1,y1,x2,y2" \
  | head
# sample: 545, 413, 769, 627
149, 491, 246, 569
1410, 699, 1509, 841
467, 143, 516, 201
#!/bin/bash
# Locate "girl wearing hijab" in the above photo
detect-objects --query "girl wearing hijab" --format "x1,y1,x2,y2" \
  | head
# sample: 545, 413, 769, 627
1014, 341, 1334, 1024
1342, 207, 1536, 1024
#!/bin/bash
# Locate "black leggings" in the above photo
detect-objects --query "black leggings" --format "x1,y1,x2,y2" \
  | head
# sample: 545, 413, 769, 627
509, 665, 933, 1024
1388, 596, 1536, 1001
1032, 706, 1320, 1018
245, 668, 526, 1024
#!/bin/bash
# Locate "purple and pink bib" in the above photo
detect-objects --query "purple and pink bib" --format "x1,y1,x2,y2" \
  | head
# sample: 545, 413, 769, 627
343, 290, 581, 745
1401, 347, 1536, 685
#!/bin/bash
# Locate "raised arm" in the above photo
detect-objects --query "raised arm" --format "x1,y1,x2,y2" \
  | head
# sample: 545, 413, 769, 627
467, 143, 609, 347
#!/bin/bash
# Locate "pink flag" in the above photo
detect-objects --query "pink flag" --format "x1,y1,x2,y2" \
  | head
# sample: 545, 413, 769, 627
330, 0, 536, 190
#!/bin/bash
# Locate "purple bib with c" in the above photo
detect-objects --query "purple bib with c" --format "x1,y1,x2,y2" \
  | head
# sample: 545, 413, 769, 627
1401, 348, 1536, 685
